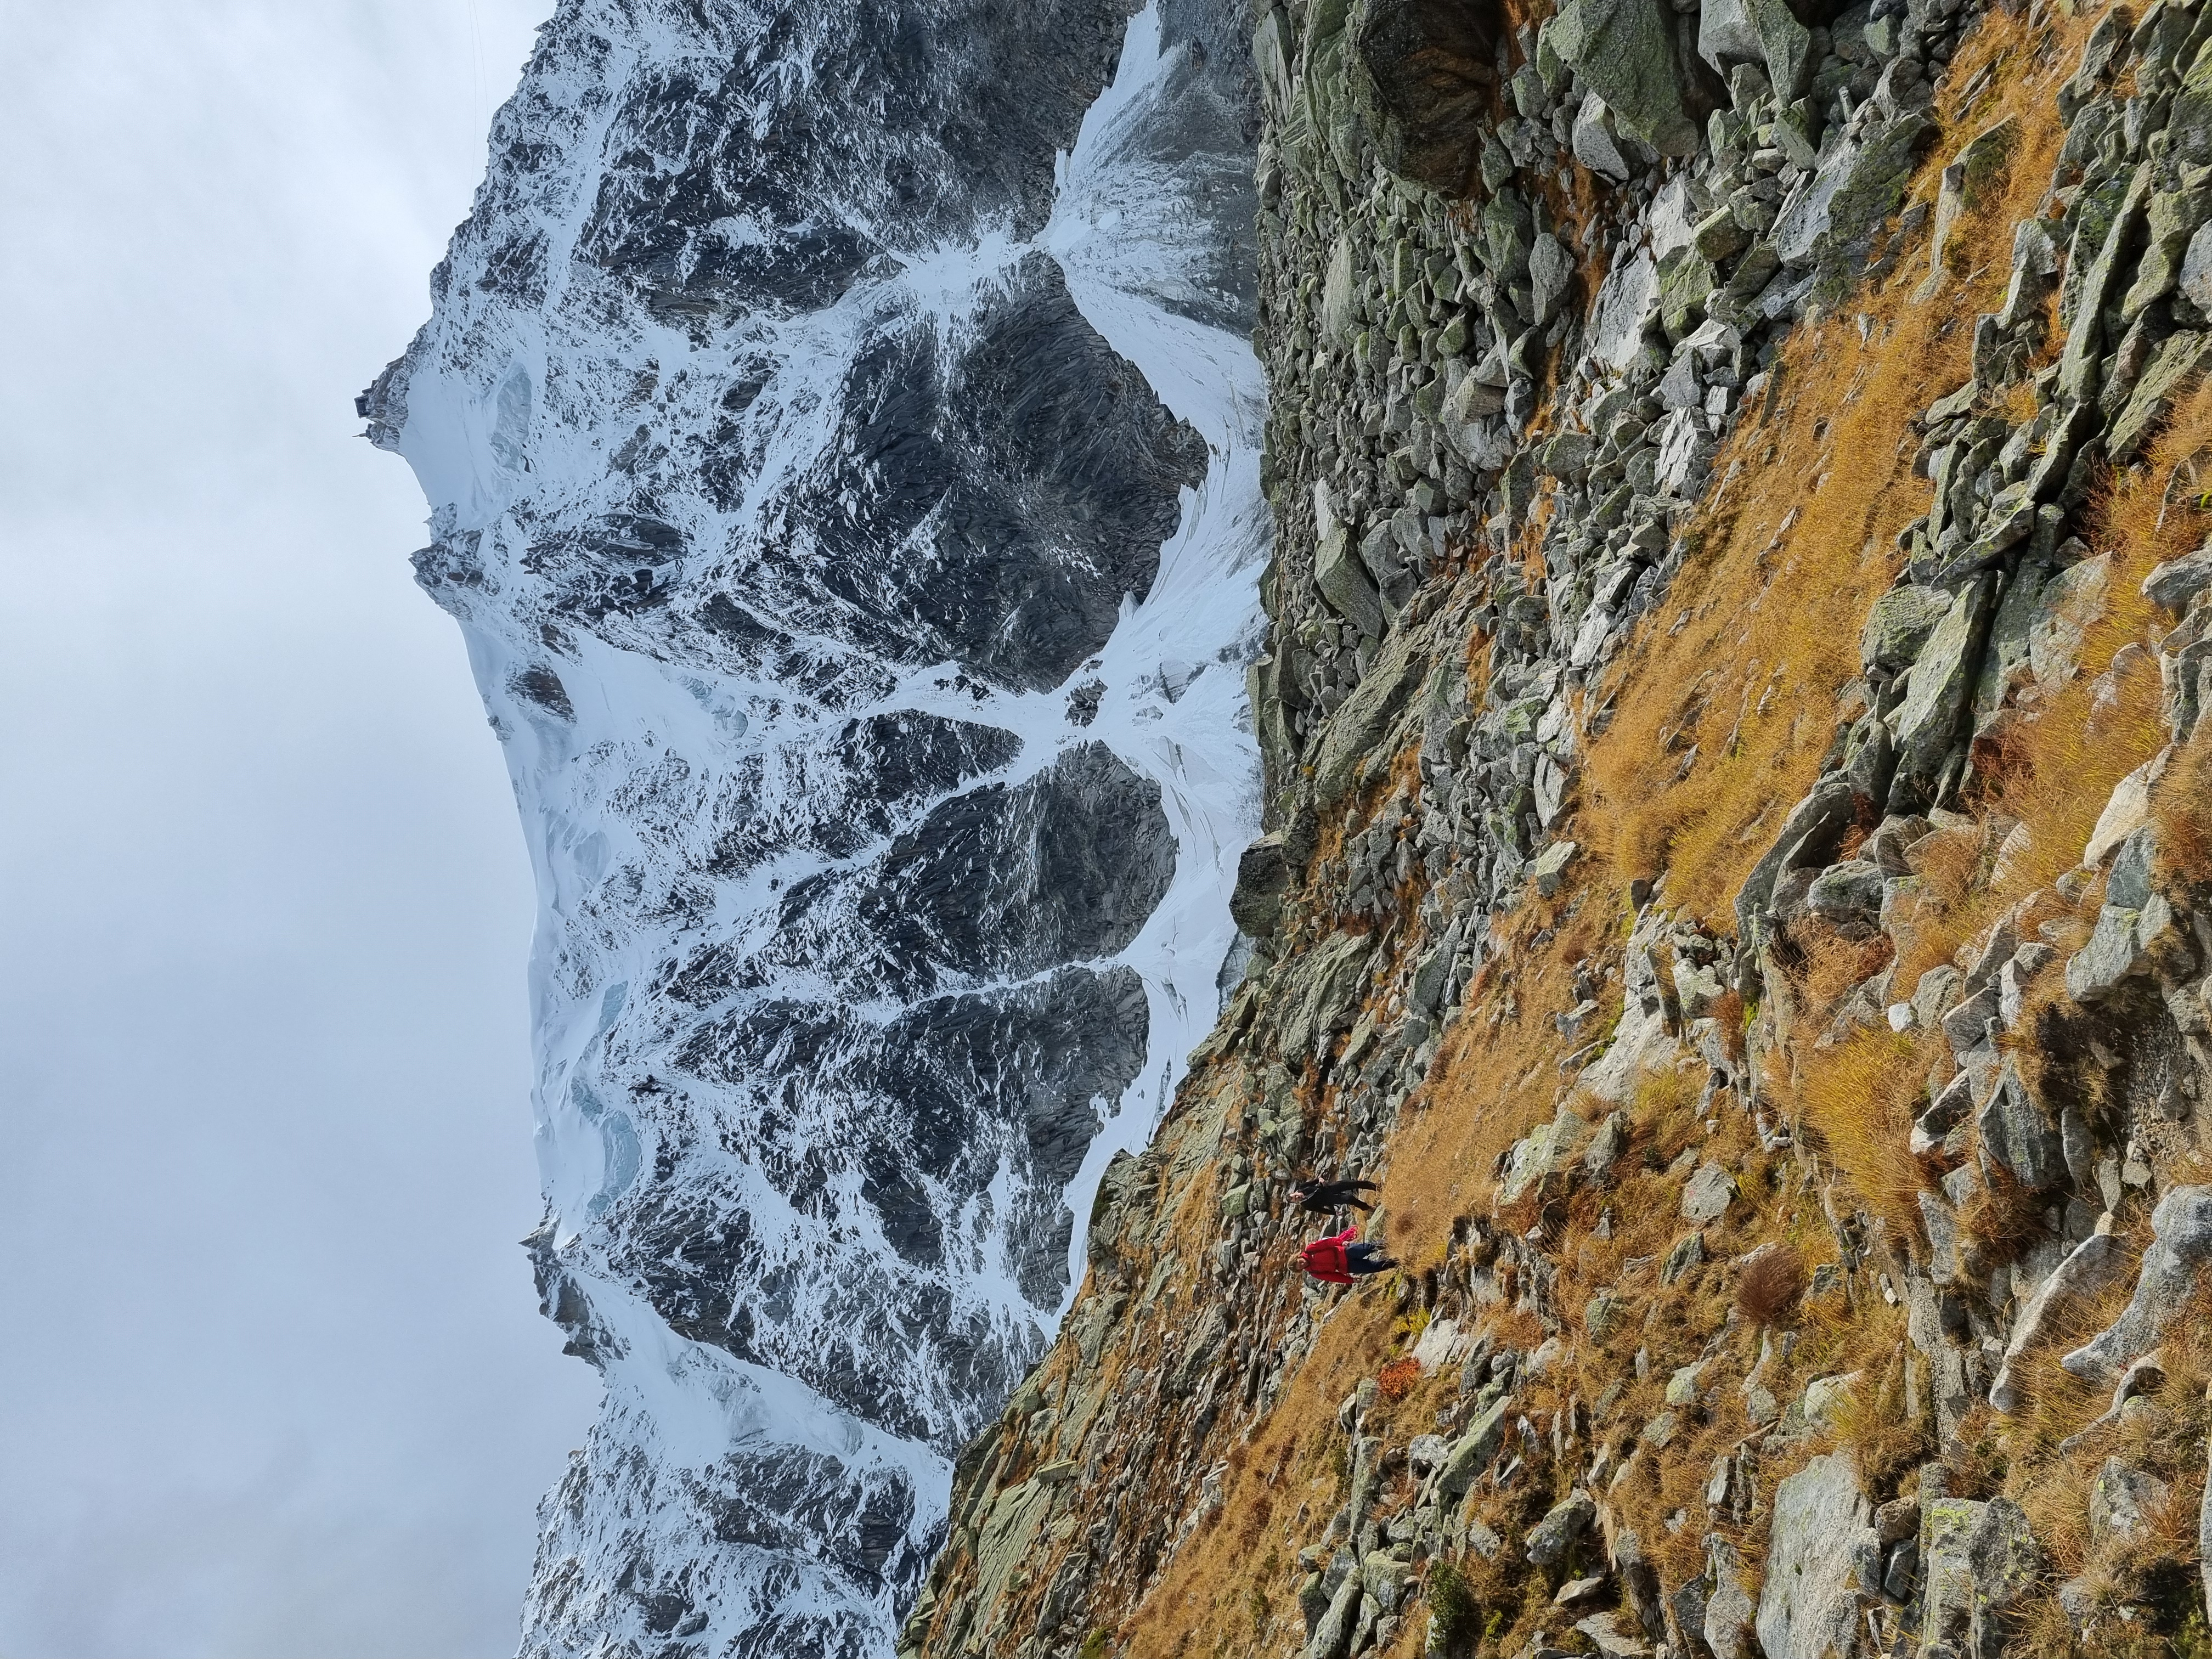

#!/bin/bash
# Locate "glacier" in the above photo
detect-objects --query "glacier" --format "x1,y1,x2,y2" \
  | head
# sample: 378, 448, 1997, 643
361, 0, 1263, 1650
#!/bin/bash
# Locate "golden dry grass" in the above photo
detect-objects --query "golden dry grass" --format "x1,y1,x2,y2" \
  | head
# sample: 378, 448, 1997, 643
1576, 0, 2095, 929
2005, 1270, 2211, 1657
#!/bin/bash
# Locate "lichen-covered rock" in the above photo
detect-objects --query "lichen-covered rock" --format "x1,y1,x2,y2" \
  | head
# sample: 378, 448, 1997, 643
2108, 331, 2212, 463
2089, 1457, 2169, 1548
1757, 1453, 1878, 1659
2203, 1447, 2212, 1642
1990, 1226, 2129, 1413
1778, 110, 1934, 280
1435, 1395, 1514, 1503
1977, 1058, 2066, 1192
1736, 773, 1860, 946
1806, 859, 1885, 923
1920, 1496, 2039, 1659
1681, 1161, 1736, 1221
1861, 584, 1954, 670
1312, 628, 1430, 802
1302, 1563, 1365, 1659
1889, 574, 1996, 808
2081, 752, 2164, 869
1548, 0, 1699, 155
2064, 1186, 2212, 1384
1703, 1542, 1760, 1659
1316, 524, 1386, 641
2064, 823, 2196, 1003
1526, 1490, 1598, 1565
1531, 837, 1580, 897
1500, 1106, 1596, 1204
2029, 552, 2112, 687
2145, 543, 2212, 612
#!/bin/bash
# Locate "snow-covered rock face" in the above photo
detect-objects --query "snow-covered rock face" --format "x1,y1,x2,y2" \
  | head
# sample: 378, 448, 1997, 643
364, 0, 1262, 1650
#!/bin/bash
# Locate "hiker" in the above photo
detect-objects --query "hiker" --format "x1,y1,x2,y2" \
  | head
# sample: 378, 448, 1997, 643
1288, 1175, 1380, 1215
1296, 1223, 1398, 1285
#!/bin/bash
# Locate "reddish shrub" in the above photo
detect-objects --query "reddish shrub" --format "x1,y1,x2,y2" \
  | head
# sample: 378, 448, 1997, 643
1376, 1358, 1422, 1402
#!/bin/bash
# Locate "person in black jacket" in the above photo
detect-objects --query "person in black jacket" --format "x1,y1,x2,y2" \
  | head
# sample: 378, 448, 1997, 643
1288, 1176, 1380, 1215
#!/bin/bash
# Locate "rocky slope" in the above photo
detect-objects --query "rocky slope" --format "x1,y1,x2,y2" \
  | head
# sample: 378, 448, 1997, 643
364, 1, 1268, 1651
909, 0, 2212, 1655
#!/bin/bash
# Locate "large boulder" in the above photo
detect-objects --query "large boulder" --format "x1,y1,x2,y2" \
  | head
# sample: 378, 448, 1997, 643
1301, 1560, 1364, 1659
2063, 1186, 2212, 1383
1314, 524, 1385, 641
1757, 1453, 1880, 1659
1861, 584, 1954, 670
1278, 929, 1376, 1057
2028, 552, 2112, 688
1589, 245, 1662, 369
1320, 235, 1358, 343
1888, 574, 1996, 810
1548, 0, 1699, 155
1735, 773, 1860, 946
1310, 628, 1430, 802
1989, 1226, 2129, 1412
1977, 1058, 2066, 1192
2089, 1458, 2169, 1548
1776, 108, 1936, 295
1349, 0, 1500, 194
2108, 330, 2212, 463
1526, 1490, 1598, 1565
1229, 832, 1293, 935
2064, 823, 2196, 1004
1699, 0, 1813, 97
1499, 1106, 1596, 1204
1920, 1496, 2039, 1658
1436, 1394, 1514, 1499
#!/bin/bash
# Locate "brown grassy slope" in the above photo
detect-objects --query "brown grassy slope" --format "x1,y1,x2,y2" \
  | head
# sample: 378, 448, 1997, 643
1084, 6, 2180, 1654
1576, 2, 2091, 924
935, 4, 2212, 1654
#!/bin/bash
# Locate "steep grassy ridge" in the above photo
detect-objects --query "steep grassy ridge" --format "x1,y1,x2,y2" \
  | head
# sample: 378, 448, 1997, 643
908, 0, 2212, 1654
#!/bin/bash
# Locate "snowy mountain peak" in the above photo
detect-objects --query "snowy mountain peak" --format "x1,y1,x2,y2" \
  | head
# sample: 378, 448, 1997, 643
366, 0, 1261, 1649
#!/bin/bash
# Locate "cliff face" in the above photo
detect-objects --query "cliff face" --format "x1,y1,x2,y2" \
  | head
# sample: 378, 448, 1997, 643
912, 0, 2212, 1655
364, 1, 1264, 1651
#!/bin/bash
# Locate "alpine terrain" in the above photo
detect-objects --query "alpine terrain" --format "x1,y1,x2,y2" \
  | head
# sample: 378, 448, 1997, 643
376, 0, 2212, 1653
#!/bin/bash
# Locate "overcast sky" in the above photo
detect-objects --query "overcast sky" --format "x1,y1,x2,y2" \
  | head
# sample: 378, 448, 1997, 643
0, 4, 603, 1654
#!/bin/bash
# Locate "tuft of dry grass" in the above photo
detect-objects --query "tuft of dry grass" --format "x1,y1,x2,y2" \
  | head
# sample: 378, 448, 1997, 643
1735, 1242, 1808, 1326
1375, 1356, 1421, 1402
2002, 1278, 2212, 1656
1792, 1027, 1929, 1248
1821, 1317, 1932, 1498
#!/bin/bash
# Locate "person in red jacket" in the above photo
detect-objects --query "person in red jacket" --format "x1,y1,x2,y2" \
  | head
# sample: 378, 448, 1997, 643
1297, 1224, 1398, 1285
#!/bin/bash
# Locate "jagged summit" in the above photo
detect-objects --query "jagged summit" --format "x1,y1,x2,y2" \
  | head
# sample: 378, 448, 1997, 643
366, 0, 1265, 1650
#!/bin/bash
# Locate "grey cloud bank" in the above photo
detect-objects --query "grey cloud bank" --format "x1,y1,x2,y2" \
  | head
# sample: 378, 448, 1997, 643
0, 4, 596, 1655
